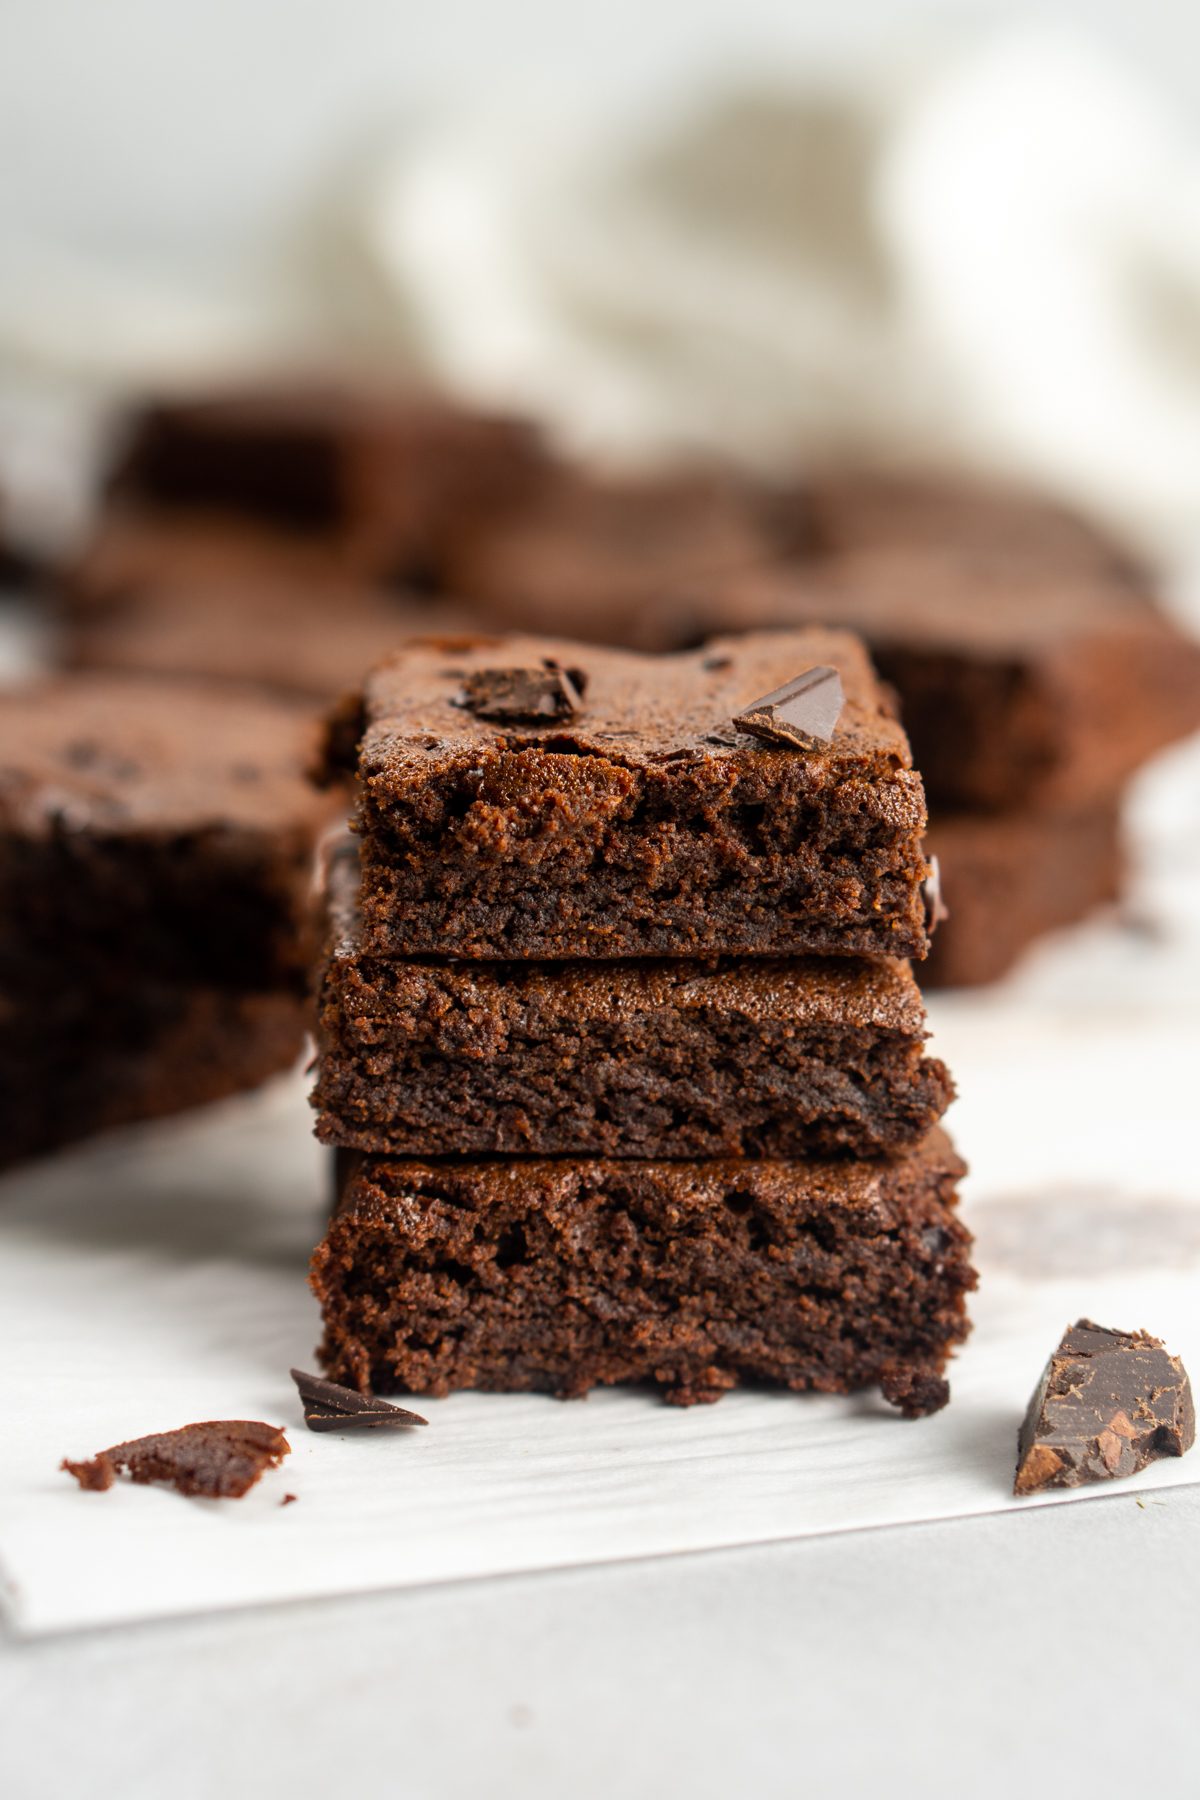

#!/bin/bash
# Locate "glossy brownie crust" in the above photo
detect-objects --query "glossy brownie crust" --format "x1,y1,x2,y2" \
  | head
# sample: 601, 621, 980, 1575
341, 630, 931, 960
313, 863, 952, 1158
313, 1133, 974, 1412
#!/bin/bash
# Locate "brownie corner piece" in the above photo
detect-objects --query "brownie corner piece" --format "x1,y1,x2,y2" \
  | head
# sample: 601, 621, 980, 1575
343, 630, 931, 960
310, 1132, 974, 1412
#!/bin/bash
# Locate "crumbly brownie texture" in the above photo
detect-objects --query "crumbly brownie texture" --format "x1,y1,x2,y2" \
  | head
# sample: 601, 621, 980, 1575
0, 673, 337, 994
314, 852, 952, 1157
0, 986, 305, 1169
922, 804, 1121, 988
312, 1132, 974, 1412
720, 553, 1200, 813
437, 467, 791, 650
109, 387, 549, 577
64, 568, 487, 702
342, 630, 931, 960
62, 1420, 290, 1498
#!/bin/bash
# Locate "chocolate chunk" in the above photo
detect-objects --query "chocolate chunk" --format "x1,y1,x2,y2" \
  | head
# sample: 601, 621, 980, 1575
291, 1367, 427, 1430
923, 854, 949, 933
61, 1420, 290, 1499
456, 665, 584, 723
1014, 1320, 1195, 1495
732, 665, 844, 750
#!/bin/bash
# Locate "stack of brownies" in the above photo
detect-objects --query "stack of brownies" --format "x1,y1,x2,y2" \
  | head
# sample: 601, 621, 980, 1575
309, 628, 976, 1414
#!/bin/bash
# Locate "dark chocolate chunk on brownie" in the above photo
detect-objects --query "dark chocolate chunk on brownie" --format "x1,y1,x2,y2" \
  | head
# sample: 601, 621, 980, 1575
312, 1132, 974, 1411
313, 848, 952, 1158
62, 1420, 290, 1499
340, 630, 931, 960
1014, 1321, 1195, 1495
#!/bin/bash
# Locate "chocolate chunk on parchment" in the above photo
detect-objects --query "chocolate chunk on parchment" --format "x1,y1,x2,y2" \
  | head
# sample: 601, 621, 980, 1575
61, 1420, 290, 1499
456, 665, 583, 723
291, 1367, 428, 1431
733, 664, 844, 750
1014, 1320, 1195, 1495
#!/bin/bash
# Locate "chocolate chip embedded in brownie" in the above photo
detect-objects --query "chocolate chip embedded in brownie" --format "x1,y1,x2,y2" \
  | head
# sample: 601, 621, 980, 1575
921, 804, 1122, 989
311, 1131, 974, 1412
339, 629, 931, 961
0, 673, 340, 1165
721, 553, 1200, 813
313, 848, 952, 1158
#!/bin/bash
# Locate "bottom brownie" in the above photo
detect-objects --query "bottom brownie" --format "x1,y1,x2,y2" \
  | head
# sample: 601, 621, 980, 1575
924, 805, 1122, 988
311, 1132, 974, 1413
0, 986, 305, 1168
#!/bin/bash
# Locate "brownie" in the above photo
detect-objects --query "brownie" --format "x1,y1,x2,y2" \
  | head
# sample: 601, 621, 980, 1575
62, 1420, 290, 1498
437, 466, 789, 650
109, 387, 549, 577
313, 846, 952, 1157
795, 470, 1146, 584
57, 508, 362, 617
0, 985, 305, 1168
922, 804, 1122, 988
339, 630, 931, 961
0, 674, 338, 1164
64, 567, 487, 702
312, 1130, 974, 1411
721, 552, 1200, 813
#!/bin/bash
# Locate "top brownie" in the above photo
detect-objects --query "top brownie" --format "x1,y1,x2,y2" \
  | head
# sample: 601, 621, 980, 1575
340, 630, 931, 960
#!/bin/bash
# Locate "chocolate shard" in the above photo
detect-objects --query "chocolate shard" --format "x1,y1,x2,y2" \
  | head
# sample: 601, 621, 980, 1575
60, 1420, 290, 1500
1014, 1320, 1195, 1496
291, 1368, 427, 1429
923, 855, 949, 932
732, 664, 844, 750
303, 1406, 426, 1433
455, 665, 584, 723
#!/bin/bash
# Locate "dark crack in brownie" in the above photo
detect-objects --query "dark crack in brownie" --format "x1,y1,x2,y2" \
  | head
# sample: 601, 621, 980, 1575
0, 673, 339, 1164
312, 1131, 974, 1412
313, 847, 952, 1158
336, 630, 931, 961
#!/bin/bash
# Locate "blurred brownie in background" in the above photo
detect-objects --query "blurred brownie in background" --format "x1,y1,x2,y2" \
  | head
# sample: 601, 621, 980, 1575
0, 673, 339, 1166
63, 568, 486, 702
435, 464, 793, 649
922, 806, 1123, 988
722, 550, 1200, 814
108, 385, 552, 581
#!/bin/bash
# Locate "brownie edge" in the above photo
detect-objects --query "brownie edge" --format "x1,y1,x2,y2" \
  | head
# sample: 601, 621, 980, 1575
311, 1133, 974, 1412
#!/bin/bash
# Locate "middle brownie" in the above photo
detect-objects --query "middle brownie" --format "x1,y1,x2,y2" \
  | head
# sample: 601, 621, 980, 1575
313, 853, 952, 1159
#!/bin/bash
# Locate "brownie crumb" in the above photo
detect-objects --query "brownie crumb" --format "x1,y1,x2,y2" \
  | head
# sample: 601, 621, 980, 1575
60, 1420, 290, 1499
880, 1365, 951, 1418
1014, 1320, 1195, 1495
280, 1492, 298, 1506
